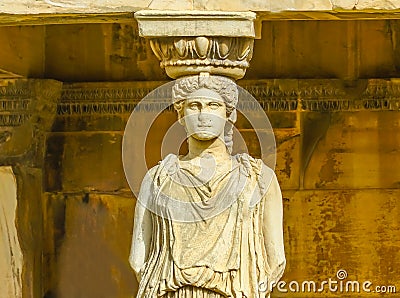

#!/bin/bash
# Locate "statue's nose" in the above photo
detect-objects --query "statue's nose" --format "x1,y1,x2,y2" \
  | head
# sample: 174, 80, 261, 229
197, 112, 212, 124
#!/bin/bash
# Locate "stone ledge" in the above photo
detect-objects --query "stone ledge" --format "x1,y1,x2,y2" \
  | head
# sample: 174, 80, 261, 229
135, 10, 256, 37
1, 0, 400, 15
2, 11, 400, 27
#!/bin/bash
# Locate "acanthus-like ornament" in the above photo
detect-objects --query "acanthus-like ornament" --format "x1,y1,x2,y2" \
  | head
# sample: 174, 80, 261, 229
149, 36, 254, 79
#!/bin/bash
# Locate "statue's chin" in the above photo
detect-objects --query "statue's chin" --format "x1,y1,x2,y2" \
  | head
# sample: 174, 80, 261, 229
191, 132, 219, 141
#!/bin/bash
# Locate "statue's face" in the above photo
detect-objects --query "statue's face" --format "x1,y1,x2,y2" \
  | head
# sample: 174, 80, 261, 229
182, 88, 227, 141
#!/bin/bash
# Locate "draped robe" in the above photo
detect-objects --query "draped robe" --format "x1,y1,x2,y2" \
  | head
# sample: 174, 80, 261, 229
130, 153, 285, 298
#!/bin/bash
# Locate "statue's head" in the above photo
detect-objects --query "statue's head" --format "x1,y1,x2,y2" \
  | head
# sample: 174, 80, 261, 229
172, 74, 238, 152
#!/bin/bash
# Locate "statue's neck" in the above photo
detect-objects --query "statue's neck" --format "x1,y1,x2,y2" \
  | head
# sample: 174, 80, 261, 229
185, 136, 230, 163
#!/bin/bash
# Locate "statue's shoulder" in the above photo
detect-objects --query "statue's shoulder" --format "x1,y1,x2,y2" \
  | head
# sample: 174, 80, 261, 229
143, 154, 180, 186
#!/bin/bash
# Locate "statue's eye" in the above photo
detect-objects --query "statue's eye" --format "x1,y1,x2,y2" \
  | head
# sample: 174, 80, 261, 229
188, 102, 200, 110
209, 102, 222, 110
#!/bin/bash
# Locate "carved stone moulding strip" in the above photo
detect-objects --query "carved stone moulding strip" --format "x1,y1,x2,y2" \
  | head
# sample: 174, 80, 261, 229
0, 89, 31, 98
360, 99, 400, 110
0, 98, 33, 126
0, 98, 31, 110
56, 79, 400, 118
301, 99, 353, 111
245, 79, 400, 111
57, 100, 174, 115
0, 83, 33, 127
237, 98, 298, 112
61, 87, 152, 101
360, 79, 400, 110
240, 82, 299, 111
61, 82, 167, 101
57, 101, 137, 115
59, 82, 170, 115
0, 114, 32, 126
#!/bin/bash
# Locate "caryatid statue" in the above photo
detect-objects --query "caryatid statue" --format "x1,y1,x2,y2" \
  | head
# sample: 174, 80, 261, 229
129, 74, 285, 297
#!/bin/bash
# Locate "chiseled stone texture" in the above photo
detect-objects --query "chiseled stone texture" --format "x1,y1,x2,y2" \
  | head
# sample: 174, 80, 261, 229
46, 133, 128, 192
303, 111, 400, 189
282, 189, 400, 297
1, 0, 400, 14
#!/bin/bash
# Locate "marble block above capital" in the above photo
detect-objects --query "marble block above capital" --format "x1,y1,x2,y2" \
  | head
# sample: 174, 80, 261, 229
134, 10, 257, 38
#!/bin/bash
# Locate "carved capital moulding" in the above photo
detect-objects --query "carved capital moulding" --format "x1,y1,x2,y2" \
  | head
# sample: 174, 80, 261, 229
134, 10, 257, 79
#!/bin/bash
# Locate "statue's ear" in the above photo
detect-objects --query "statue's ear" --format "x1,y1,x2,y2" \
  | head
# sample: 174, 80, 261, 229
227, 109, 237, 123
178, 115, 185, 126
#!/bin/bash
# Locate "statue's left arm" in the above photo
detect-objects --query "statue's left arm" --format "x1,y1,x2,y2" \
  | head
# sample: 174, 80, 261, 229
262, 169, 286, 285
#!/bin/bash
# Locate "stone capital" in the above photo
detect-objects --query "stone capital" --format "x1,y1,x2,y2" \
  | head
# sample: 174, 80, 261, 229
134, 10, 257, 79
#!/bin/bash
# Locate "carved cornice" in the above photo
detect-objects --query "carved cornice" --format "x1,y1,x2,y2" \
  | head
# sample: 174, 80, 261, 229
58, 82, 167, 115
359, 79, 400, 110
56, 80, 400, 118
0, 79, 62, 165
240, 82, 299, 111
0, 83, 33, 127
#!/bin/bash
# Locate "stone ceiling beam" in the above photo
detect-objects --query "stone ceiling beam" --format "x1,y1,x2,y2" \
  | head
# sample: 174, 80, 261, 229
1, 1, 400, 26
2, 11, 400, 27
1, 0, 400, 14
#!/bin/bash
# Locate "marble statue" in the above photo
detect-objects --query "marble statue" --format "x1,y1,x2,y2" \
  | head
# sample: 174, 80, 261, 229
129, 74, 285, 297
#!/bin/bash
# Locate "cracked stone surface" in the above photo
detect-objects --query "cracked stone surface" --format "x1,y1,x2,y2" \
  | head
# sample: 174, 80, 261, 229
0, 0, 399, 14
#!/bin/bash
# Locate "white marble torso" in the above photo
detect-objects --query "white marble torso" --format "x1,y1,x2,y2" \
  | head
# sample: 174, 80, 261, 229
131, 153, 285, 298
